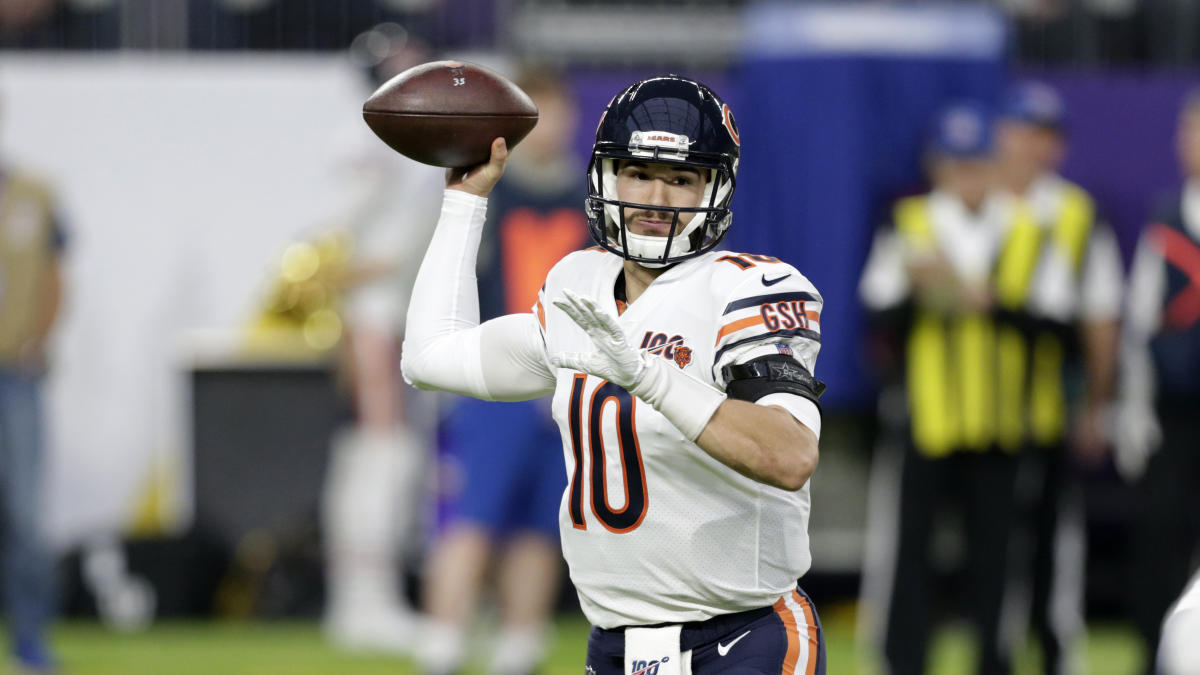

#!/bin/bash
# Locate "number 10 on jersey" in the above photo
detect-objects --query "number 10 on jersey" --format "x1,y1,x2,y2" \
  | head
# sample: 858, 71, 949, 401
566, 374, 648, 533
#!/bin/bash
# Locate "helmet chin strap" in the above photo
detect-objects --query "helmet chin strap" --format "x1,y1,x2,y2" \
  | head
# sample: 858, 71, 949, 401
621, 213, 706, 266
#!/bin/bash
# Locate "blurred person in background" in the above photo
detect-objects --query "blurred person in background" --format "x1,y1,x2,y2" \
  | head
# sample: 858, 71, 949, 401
1117, 90, 1200, 675
415, 67, 585, 675
860, 102, 1035, 675
0, 96, 64, 674
993, 81, 1122, 675
1158, 568, 1200, 675
320, 23, 444, 655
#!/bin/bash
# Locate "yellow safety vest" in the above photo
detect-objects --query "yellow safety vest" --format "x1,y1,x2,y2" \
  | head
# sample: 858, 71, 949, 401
1023, 182, 1094, 446
895, 195, 1041, 457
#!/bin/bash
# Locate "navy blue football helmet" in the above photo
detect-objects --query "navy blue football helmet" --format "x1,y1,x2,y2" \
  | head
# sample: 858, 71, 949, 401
586, 75, 741, 267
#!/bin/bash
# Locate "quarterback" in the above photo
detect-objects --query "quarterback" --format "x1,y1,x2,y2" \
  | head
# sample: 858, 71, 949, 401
403, 76, 827, 674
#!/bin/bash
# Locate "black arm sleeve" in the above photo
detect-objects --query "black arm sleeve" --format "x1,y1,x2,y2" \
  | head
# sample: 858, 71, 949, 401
721, 354, 826, 407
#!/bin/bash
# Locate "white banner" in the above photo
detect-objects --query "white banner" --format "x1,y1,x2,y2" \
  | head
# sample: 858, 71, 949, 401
0, 54, 379, 547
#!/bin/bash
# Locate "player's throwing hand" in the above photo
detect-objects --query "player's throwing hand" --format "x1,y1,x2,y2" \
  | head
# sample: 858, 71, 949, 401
446, 137, 508, 198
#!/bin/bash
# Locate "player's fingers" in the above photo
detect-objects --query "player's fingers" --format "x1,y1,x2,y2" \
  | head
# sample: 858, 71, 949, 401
491, 137, 508, 163
577, 297, 624, 340
552, 293, 582, 316
572, 293, 611, 326
562, 288, 586, 307
596, 307, 624, 336
578, 305, 617, 341
446, 138, 509, 195
473, 137, 508, 180
560, 291, 595, 324
552, 297, 587, 328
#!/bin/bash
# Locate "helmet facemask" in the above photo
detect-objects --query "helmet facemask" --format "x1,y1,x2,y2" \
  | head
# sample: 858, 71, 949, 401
586, 152, 736, 268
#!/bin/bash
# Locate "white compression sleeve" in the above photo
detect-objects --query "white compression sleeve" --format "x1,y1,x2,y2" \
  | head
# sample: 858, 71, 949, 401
401, 190, 555, 401
629, 358, 727, 442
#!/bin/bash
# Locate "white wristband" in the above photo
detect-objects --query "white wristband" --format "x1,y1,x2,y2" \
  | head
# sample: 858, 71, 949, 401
630, 358, 727, 441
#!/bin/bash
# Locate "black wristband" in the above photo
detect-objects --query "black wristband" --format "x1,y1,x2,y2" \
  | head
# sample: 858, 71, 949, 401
721, 354, 827, 405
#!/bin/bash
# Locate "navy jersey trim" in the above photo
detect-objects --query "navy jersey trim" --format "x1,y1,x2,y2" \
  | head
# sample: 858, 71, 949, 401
714, 328, 821, 364
723, 291, 818, 315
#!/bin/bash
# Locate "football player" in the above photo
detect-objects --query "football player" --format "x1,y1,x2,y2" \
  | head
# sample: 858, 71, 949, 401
403, 76, 827, 674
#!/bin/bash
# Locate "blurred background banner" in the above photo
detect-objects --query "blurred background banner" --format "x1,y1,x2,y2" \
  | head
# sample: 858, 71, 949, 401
1020, 70, 1196, 254
731, 2, 1008, 408
0, 55, 363, 546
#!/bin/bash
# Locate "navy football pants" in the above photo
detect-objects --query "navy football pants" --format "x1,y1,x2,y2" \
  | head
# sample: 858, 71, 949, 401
586, 587, 826, 674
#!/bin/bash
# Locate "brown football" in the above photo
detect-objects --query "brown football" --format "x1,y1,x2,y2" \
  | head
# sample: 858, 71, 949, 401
362, 60, 539, 168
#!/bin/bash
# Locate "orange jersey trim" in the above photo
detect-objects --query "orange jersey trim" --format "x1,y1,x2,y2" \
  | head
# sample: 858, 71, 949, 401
715, 315, 764, 345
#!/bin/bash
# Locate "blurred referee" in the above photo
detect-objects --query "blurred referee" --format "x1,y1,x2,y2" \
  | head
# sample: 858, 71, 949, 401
994, 82, 1122, 675
861, 102, 1031, 675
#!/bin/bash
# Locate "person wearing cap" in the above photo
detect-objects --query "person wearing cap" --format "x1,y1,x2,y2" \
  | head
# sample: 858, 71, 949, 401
1118, 90, 1200, 675
859, 101, 1038, 675
994, 81, 1123, 675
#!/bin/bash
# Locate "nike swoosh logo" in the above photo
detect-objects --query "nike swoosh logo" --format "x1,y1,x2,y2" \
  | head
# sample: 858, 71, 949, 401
761, 273, 791, 286
716, 630, 751, 656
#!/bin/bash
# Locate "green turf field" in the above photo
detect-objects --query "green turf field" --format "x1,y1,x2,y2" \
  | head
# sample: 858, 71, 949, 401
50, 614, 1142, 675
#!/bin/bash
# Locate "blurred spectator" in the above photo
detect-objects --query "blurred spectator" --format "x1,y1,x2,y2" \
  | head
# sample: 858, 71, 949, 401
994, 81, 1122, 675
415, 67, 585, 675
859, 102, 1033, 675
188, 0, 418, 51
0, 0, 119, 49
0, 97, 66, 673
320, 23, 443, 655
0, 0, 53, 32
1117, 90, 1200, 675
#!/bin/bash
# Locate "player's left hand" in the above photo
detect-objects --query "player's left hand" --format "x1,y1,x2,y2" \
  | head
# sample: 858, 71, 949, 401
550, 290, 646, 389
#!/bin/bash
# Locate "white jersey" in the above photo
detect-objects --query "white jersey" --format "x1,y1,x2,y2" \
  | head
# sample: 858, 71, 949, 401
535, 247, 824, 628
